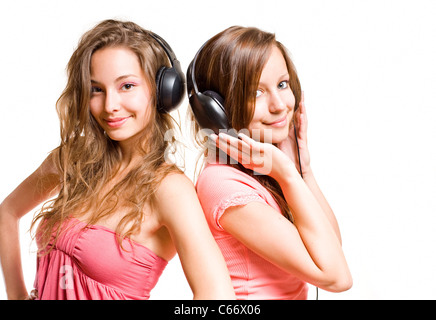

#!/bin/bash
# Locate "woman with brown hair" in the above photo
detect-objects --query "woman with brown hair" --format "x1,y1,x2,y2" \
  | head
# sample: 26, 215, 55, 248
188, 26, 352, 299
0, 19, 234, 300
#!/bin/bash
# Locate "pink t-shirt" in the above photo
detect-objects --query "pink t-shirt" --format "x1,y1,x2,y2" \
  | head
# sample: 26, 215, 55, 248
33, 218, 167, 300
196, 163, 307, 300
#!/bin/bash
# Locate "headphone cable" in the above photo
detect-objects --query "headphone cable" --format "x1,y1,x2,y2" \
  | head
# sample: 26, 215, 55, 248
294, 121, 319, 301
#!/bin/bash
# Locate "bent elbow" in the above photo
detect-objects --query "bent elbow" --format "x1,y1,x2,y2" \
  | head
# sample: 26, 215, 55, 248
324, 273, 353, 293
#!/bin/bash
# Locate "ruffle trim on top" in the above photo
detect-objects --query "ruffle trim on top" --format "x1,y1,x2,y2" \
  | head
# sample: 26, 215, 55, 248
213, 191, 266, 230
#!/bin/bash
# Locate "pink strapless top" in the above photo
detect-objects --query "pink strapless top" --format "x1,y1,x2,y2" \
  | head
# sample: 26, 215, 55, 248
34, 218, 168, 300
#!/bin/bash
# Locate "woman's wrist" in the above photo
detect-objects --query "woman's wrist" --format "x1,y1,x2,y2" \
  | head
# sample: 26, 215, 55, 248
273, 161, 301, 187
301, 166, 314, 180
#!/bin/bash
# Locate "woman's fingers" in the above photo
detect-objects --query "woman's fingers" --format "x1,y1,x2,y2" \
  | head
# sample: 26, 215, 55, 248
218, 133, 252, 164
210, 133, 264, 167
298, 91, 308, 141
209, 131, 295, 179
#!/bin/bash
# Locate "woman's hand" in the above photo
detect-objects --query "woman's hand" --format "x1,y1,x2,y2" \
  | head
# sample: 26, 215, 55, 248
277, 92, 311, 176
25, 290, 38, 300
210, 131, 298, 183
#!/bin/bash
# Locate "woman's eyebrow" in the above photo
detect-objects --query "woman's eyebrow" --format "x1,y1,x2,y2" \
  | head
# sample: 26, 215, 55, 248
90, 74, 140, 84
258, 73, 290, 86
115, 74, 139, 82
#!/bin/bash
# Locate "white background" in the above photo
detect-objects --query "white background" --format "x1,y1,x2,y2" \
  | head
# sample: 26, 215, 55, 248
1, 0, 435, 300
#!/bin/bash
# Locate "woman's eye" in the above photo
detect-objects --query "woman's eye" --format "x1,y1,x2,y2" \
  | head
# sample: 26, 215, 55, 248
121, 83, 135, 90
91, 86, 102, 94
278, 81, 289, 89
256, 89, 263, 98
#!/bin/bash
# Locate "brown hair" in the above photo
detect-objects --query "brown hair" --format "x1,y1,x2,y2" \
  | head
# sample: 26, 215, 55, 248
31, 19, 181, 252
190, 26, 301, 221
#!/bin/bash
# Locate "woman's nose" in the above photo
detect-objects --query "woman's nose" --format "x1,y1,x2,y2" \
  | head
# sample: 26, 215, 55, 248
268, 91, 286, 113
104, 90, 121, 113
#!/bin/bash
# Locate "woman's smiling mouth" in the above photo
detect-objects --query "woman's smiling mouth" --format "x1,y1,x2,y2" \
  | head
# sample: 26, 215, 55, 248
104, 116, 130, 128
264, 114, 288, 128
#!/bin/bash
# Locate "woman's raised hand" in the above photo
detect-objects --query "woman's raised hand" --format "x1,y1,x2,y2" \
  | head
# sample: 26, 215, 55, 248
210, 132, 298, 183
277, 92, 311, 176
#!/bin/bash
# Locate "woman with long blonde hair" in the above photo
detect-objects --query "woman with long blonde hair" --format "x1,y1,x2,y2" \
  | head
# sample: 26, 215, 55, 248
0, 19, 234, 300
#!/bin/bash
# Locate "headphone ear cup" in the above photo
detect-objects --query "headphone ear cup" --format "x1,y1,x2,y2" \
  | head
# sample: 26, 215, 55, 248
190, 90, 231, 134
203, 90, 225, 108
156, 66, 185, 113
155, 66, 166, 111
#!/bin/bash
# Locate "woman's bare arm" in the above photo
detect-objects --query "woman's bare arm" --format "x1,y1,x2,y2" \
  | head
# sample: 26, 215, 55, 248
0, 155, 60, 299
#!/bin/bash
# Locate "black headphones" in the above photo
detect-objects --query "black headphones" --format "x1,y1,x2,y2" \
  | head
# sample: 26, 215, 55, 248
187, 40, 301, 164
149, 32, 186, 113
187, 41, 231, 134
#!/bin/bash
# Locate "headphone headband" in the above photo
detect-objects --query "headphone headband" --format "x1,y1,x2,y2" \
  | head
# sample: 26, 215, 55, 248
149, 32, 186, 113
187, 40, 209, 96
149, 32, 178, 64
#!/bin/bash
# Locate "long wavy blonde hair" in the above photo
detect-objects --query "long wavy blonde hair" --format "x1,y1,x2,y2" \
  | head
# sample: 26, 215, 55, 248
31, 19, 182, 252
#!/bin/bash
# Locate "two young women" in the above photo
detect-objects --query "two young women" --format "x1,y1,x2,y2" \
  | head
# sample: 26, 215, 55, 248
0, 19, 351, 300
